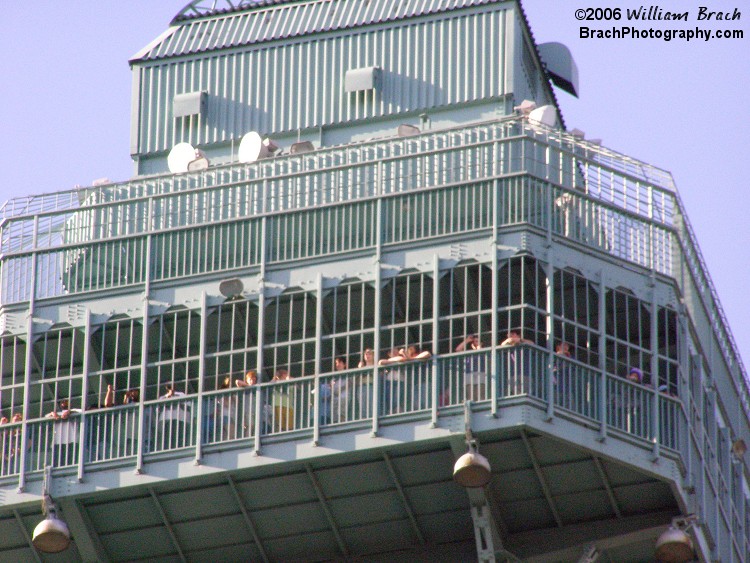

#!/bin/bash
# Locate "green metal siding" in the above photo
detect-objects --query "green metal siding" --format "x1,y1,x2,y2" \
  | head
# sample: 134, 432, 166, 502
132, 7, 512, 157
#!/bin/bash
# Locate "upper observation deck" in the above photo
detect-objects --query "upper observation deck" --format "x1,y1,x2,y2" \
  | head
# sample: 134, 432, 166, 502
0, 116, 676, 295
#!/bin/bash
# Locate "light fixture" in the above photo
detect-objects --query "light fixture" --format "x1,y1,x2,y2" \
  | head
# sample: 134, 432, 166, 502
453, 401, 492, 488
397, 124, 420, 137
655, 515, 697, 563
219, 278, 244, 298
290, 141, 315, 155
32, 468, 71, 553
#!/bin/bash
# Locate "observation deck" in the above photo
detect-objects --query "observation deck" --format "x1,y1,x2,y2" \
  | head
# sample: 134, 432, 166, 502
1, 117, 748, 561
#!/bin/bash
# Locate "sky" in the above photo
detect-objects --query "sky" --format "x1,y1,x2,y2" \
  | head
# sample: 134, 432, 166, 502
0, 1, 748, 371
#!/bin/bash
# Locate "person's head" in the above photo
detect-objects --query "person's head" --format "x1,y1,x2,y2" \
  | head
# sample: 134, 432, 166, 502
58, 399, 69, 410
470, 334, 483, 349
556, 342, 571, 356
628, 368, 643, 383
507, 330, 521, 341
0, 415, 7, 425
363, 349, 374, 363
124, 389, 140, 404
334, 357, 347, 371
245, 370, 258, 385
11, 412, 22, 423
221, 376, 231, 389
274, 368, 290, 380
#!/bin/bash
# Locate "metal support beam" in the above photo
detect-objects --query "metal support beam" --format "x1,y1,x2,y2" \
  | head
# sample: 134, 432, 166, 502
57, 498, 111, 563
149, 487, 186, 563
13, 510, 42, 563
226, 475, 269, 563
471, 504, 497, 562
382, 452, 426, 545
305, 464, 349, 557
592, 456, 622, 519
520, 429, 563, 527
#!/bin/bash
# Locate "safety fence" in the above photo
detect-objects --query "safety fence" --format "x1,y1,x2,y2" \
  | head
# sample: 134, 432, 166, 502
0, 346, 682, 480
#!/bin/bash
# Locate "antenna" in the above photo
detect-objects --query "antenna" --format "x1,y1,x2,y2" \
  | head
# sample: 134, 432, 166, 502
167, 142, 210, 173
238, 131, 278, 164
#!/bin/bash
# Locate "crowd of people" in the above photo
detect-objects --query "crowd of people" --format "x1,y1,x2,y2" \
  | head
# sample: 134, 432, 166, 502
1, 331, 671, 472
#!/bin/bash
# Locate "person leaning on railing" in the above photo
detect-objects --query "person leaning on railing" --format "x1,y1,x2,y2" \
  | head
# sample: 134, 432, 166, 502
499, 330, 534, 396
331, 357, 350, 423
235, 370, 258, 436
271, 369, 294, 432
379, 348, 408, 414
46, 399, 82, 467
455, 334, 488, 402
157, 386, 190, 450
357, 349, 375, 418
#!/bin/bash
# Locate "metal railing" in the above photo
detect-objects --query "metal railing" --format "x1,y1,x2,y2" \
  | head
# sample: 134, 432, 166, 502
0, 346, 684, 481
0, 118, 680, 302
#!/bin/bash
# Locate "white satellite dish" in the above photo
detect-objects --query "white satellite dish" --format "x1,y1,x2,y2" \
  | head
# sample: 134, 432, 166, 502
168, 142, 198, 173
528, 105, 557, 128
238, 131, 272, 164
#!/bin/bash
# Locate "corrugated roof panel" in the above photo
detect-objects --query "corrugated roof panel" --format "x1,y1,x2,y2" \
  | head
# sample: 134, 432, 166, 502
133, 0, 501, 62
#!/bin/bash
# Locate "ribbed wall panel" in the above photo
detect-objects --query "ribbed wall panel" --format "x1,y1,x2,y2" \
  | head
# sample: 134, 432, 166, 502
135, 9, 509, 155
139, 0, 502, 61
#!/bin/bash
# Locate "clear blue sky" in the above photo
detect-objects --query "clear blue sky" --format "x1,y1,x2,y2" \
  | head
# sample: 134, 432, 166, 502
1, 1, 748, 371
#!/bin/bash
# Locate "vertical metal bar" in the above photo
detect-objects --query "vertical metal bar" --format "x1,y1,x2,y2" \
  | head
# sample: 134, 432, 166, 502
18, 297, 35, 491
18, 215, 39, 491
545, 261, 555, 421
431, 254, 439, 427
650, 289, 660, 460
254, 218, 267, 453
77, 309, 92, 481
371, 160, 383, 436
136, 200, 153, 473
598, 271, 608, 441
490, 175, 499, 417
195, 291, 207, 464
313, 273, 323, 445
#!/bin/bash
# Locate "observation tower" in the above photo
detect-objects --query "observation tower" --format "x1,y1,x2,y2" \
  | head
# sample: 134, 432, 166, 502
1, 1, 748, 561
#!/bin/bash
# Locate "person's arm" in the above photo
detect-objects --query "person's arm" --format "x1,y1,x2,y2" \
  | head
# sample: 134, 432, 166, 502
378, 355, 405, 366
414, 350, 431, 360
104, 384, 115, 408
455, 337, 473, 352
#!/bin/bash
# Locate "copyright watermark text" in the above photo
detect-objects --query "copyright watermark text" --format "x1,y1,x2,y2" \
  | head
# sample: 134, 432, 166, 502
573, 6, 743, 42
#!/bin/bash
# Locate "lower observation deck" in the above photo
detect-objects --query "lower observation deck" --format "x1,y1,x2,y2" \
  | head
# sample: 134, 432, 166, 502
1, 345, 685, 562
